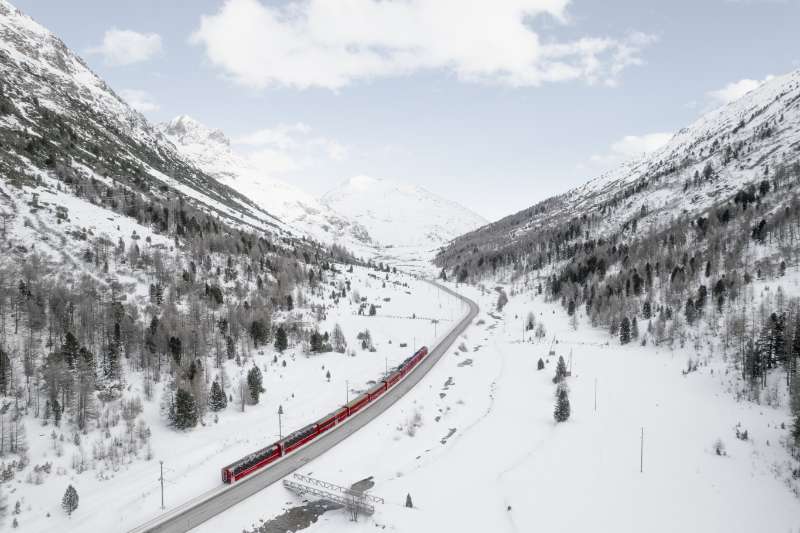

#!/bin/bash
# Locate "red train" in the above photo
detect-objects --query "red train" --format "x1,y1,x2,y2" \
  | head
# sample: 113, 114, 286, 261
221, 346, 429, 484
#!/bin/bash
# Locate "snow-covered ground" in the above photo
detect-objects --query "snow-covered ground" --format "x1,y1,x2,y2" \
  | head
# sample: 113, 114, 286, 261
194, 280, 800, 533
15, 268, 464, 533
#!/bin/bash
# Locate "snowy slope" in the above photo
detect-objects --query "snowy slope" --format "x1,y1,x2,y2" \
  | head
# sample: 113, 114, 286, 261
158, 116, 375, 252
323, 175, 486, 257
443, 69, 800, 257
0, 0, 296, 239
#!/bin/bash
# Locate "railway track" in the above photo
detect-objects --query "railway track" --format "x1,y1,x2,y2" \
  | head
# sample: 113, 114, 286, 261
128, 281, 479, 533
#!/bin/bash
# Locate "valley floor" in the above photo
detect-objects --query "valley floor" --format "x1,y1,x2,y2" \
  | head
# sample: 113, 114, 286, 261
195, 281, 800, 533
15, 270, 464, 533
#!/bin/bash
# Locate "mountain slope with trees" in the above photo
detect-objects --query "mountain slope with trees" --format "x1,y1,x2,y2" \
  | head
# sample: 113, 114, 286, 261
438, 68, 800, 475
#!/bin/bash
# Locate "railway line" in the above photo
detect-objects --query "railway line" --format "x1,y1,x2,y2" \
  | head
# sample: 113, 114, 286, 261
128, 281, 478, 533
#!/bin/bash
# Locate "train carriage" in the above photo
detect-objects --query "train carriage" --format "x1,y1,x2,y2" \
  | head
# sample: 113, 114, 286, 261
221, 442, 281, 483
367, 380, 388, 401
345, 392, 370, 416
221, 345, 430, 484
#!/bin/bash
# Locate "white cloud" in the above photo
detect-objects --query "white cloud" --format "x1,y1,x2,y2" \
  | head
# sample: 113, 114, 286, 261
90, 28, 162, 66
235, 122, 348, 174
706, 75, 774, 105
247, 148, 301, 175
190, 0, 655, 90
589, 132, 672, 169
234, 123, 312, 149
120, 89, 159, 113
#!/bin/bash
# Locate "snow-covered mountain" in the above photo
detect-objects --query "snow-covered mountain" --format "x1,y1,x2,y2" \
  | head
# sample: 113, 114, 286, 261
0, 0, 308, 242
157, 115, 374, 253
322, 175, 486, 257
441, 68, 800, 268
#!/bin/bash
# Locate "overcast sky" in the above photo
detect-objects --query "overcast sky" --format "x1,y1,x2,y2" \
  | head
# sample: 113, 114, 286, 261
12, 0, 800, 221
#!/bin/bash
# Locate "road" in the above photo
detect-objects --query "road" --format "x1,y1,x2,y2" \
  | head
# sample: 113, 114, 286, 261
128, 281, 479, 533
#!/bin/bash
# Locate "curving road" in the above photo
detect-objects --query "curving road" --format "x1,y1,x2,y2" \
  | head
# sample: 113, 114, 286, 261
128, 281, 479, 533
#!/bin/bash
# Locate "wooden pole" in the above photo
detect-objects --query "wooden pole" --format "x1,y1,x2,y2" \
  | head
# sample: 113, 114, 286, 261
160, 461, 165, 509
640, 427, 644, 473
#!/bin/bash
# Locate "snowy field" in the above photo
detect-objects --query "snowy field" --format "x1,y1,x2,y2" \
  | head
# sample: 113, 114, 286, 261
14, 267, 464, 533
194, 281, 800, 533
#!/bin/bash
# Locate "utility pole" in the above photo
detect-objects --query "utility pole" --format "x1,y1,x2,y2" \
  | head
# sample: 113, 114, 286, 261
278, 405, 283, 439
159, 461, 165, 509
385, 357, 388, 378
640, 427, 644, 473
346, 380, 349, 404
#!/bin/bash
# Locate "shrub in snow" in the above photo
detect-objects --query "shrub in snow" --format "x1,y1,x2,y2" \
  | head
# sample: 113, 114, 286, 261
405, 493, 413, 508
406, 410, 423, 437
526, 312, 535, 331
713, 438, 726, 456
537, 358, 545, 371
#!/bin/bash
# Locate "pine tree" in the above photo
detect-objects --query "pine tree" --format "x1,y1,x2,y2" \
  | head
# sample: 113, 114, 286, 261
0, 346, 10, 396
552, 356, 567, 383
537, 358, 545, 371
405, 493, 413, 508
331, 323, 346, 353
274, 326, 288, 353
61, 331, 80, 370
173, 388, 198, 429
247, 366, 264, 404
62, 484, 79, 517
169, 336, 182, 365
631, 316, 639, 339
619, 317, 631, 345
209, 380, 227, 411
554, 385, 571, 423
369, 304, 377, 316
310, 330, 323, 352
104, 322, 121, 382
226, 335, 235, 360
685, 298, 696, 325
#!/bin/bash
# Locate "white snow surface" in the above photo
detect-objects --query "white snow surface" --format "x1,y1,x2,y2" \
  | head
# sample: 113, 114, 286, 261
323, 175, 487, 260
195, 280, 800, 533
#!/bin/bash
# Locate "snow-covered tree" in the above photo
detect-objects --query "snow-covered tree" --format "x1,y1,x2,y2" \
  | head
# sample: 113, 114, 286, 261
554, 385, 570, 423
62, 485, 79, 517
552, 356, 567, 384
331, 323, 347, 353
209, 380, 227, 411
247, 366, 264, 404
173, 389, 198, 429
619, 317, 631, 345
274, 326, 288, 353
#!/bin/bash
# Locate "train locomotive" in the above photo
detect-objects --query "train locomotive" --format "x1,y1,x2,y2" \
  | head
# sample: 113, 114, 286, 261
220, 345, 429, 484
